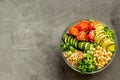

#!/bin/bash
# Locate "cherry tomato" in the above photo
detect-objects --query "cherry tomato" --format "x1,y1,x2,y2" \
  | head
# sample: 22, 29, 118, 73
75, 21, 89, 32
76, 31, 86, 41
89, 21, 99, 29
89, 22, 94, 31
88, 30, 95, 42
90, 38, 94, 42
85, 34, 89, 42
68, 26, 79, 36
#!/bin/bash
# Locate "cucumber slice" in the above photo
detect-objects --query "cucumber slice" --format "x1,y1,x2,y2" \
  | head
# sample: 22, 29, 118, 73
74, 41, 78, 48
81, 42, 85, 50
84, 42, 89, 50
63, 33, 68, 40
78, 42, 82, 49
70, 37, 74, 46
67, 36, 72, 44
64, 35, 69, 43
86, 43, 91, 50
82, 42, 87, 50
90, 44, 94, 50
73, 38, 77, 46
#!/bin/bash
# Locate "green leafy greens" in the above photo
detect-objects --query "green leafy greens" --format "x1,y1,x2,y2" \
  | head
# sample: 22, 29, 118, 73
104, 26, 115, 41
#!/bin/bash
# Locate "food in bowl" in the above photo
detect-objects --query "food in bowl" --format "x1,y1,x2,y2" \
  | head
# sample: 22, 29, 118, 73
61, 19, 116, 74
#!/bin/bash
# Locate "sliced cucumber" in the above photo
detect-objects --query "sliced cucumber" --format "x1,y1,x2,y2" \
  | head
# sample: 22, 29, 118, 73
74, 41, 78, 48
82, 42, 87, 50
73, 38, 77, 46
71, 37, 75, 46
67, 36, 72, 44
80, 42, 85, 50
84, 42, 90, 50
78, 42, 82, 49
86, 43, 91, 50
90, 44, 94, 50
63, 33, 68, 40
64, 35, 69, 43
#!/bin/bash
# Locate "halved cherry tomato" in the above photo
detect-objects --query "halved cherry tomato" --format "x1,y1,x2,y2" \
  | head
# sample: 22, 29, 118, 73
76, 31, 86, 41
89, 22, 94, 31
85, 34, 89, 42
75, 21, 89, 32
88, 30, 95, 42
68, 26, 79, 36
89, 21, 99, 29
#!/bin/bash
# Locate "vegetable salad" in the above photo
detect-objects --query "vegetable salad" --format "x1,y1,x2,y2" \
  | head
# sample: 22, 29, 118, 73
61, 19, 116, 74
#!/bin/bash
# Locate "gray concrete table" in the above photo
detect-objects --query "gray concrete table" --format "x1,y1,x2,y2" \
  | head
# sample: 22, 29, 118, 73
0, 0, 120, 80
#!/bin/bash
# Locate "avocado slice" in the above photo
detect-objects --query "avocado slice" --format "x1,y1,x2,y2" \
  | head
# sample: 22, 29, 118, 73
95, 24, 104, 32
107, 44, 115, 52
102, 39, 114, 49
95, 33, 104, 42
97, 35, 107, 44
95, 30, 104, 37
99, 37, 108, 46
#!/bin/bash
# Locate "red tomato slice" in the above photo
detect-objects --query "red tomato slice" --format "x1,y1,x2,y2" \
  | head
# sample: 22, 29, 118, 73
90, 38, 94, 42
75, 21, 89, 32
89, 22, 94, 31
76, 31, 86, 41
69, 26, 79, 36
88, 30, 95, 42
85, 34, 89, 42
90, 21, 99, 29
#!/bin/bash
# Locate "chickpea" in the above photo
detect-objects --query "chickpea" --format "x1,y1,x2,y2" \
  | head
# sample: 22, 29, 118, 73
101, 62, 105, 65
103, 49, 106, 53
108, 52, 112, 57
99, 58, 104, 62
97, 46, 100, 50
98, 63, 102, 67
94, 57, 96, 60
99, 52, 104, 56
96, 50, 100, 54
97, 56, 101, 60
100, 47, 103, 50
94, 53, 99, 57
107, 57, 111, 61
104, 53, 109, 58
95, 63, 98, 66
91, 51, 94, 55
105, 60, 108, 64
100, 64, 104, 68
97, 66, 102, 69
92, 48, 96, 51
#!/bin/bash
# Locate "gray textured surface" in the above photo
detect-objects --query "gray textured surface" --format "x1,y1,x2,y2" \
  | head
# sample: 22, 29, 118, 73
0, 0, 120, 80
